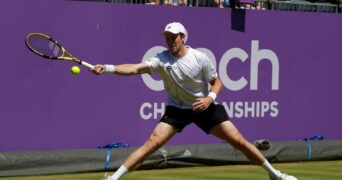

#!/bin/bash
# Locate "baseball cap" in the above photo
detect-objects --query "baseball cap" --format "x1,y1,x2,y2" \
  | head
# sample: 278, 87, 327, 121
161, 22, 188, 43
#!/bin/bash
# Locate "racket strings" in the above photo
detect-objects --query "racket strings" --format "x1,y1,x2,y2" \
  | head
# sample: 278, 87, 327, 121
26, 35, 63, 58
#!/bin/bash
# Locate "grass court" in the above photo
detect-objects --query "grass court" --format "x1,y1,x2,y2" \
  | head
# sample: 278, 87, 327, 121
1, 160, 341, 180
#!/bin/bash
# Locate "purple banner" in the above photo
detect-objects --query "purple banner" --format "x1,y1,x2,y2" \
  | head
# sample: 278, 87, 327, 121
0, 0, 341, 151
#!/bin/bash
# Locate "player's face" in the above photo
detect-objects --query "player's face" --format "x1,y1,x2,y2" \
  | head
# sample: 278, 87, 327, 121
165, 32, 185, 56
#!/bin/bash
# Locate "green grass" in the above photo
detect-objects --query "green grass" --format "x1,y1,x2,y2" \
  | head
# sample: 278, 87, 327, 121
1, 160, 341, 180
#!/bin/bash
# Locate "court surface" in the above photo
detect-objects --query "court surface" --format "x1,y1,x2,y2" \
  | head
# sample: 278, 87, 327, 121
1, 160, 341, 180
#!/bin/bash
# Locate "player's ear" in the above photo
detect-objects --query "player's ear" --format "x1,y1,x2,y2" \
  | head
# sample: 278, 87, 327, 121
181, 33, 186, 44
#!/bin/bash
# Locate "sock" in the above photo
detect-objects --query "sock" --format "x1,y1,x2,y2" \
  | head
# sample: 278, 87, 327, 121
261, 160, 278, 176
110, 165, 128, 179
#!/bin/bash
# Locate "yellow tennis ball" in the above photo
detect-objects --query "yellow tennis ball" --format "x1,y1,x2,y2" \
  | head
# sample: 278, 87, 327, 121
71, 66, 80, 75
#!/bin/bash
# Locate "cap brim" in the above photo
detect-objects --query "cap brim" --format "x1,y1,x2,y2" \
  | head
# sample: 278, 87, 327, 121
160, 30, 180, 36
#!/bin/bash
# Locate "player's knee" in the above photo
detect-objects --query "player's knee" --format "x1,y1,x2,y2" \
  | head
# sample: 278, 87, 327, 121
144, 138, 163, 152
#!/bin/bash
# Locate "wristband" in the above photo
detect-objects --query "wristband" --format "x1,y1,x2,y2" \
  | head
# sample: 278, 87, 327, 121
208, 92, 217, 101
105, 64, 115, 73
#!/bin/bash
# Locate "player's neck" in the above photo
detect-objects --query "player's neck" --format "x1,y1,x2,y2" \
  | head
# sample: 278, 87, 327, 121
172, 46, 188, 59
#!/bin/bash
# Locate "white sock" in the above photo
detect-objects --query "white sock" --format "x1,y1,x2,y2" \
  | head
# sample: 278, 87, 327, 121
261, 160, 278, 176
110, 165, 128, 180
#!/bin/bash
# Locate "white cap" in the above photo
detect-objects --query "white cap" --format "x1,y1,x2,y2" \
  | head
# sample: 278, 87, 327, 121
161, 22, 188, 43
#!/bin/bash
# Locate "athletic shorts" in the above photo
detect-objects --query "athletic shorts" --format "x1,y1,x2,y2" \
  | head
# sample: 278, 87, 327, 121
160, 103, 229, 134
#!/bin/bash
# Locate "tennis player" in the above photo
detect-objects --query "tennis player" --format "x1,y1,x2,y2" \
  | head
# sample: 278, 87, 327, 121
91, 22, 297, 180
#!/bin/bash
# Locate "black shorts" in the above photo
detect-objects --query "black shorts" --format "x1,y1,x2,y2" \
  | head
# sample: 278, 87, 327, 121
160, 103, 229, 134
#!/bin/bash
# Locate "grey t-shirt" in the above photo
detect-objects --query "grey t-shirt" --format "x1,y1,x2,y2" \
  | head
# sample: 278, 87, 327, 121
145, 46, 218, 109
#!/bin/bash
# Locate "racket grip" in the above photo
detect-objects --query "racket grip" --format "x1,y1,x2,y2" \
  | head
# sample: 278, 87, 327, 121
80, 61, 94, 69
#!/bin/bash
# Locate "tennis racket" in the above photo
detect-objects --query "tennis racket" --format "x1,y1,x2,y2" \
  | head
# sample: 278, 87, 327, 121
25, 33, 94, 69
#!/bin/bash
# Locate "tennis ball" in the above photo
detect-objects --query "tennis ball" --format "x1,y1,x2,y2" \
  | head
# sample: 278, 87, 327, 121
71, 66, 80, 75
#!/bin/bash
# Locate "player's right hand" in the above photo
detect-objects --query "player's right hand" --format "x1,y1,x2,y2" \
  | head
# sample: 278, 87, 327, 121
90, 64, 106, 75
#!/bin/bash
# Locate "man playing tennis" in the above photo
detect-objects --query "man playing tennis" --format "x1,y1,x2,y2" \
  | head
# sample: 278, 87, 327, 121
91, 22, 297, 180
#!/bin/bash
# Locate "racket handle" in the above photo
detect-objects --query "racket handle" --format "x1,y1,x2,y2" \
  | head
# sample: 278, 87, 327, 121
80, 61, 94, 69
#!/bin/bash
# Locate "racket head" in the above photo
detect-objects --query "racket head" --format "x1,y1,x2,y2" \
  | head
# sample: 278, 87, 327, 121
25, 33, 77, 62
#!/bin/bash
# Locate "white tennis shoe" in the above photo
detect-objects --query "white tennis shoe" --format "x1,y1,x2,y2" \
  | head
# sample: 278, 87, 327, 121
103, 176, 118, 180
269, 170, 297, 180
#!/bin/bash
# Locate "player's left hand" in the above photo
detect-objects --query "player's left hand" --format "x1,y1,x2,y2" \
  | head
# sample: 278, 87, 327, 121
192, 97, 212, 112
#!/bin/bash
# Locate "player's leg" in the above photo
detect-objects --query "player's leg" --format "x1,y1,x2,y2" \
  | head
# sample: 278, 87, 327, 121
124, 122, 178, 171
210, 121, 266, 164
209, 121, 297, 180
106, 122, 178, 180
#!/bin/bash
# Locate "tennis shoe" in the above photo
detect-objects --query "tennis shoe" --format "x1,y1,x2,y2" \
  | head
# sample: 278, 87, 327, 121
269, 170, 297, 180
103, 176, 118, 180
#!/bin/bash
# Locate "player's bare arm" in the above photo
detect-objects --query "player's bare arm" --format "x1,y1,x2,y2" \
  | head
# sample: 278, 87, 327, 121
192, 77, 222, 112
208, 77, 223, 99
91, 62, 150, 75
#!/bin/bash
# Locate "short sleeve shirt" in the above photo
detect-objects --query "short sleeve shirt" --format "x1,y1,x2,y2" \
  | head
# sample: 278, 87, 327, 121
145, 46, 218, 109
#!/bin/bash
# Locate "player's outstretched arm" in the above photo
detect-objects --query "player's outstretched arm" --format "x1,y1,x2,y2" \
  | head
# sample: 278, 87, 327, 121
90, 62, 150, 76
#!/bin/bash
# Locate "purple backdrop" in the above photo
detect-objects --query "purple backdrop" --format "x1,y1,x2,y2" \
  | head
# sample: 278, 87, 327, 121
0, 0, 341, 151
